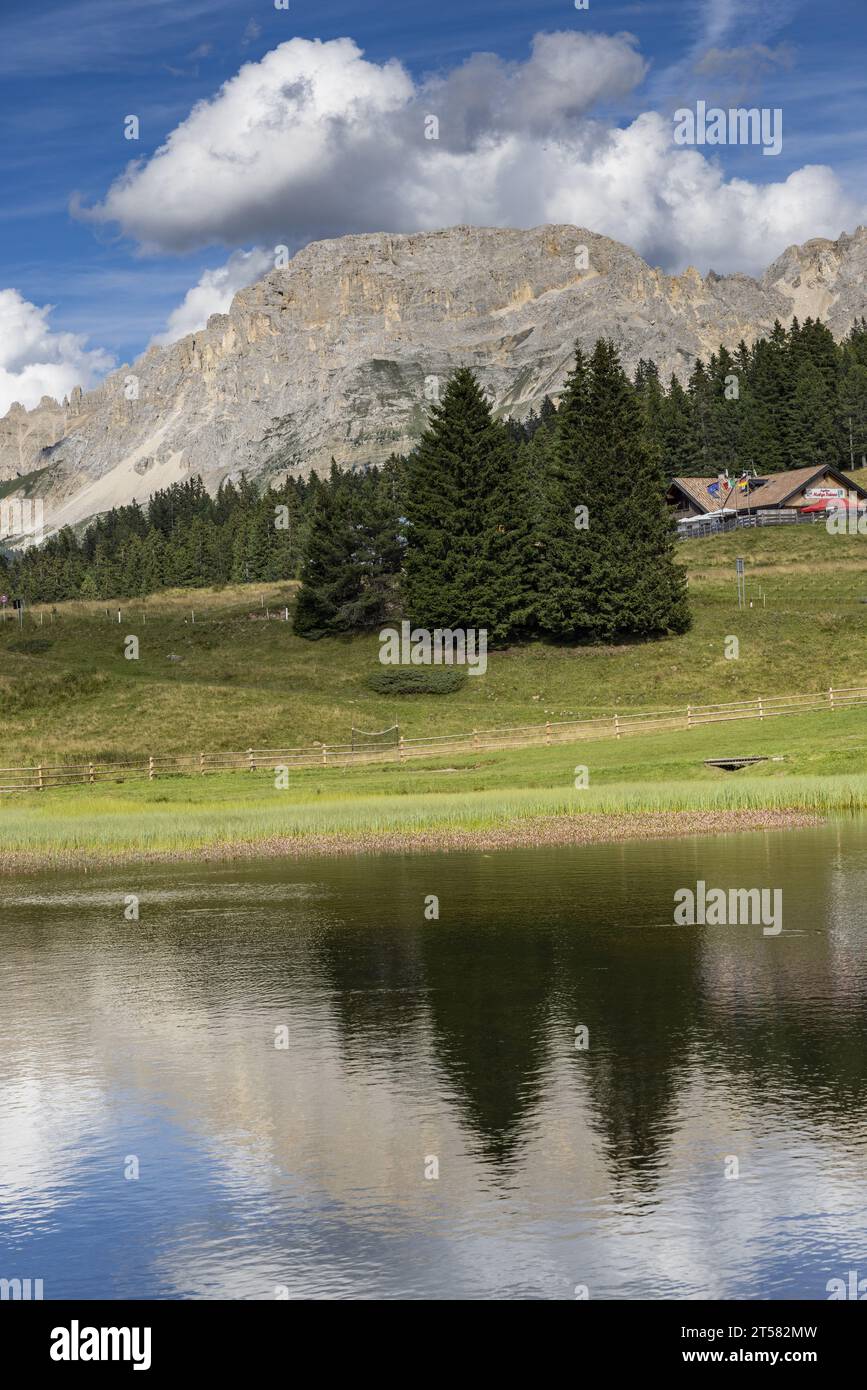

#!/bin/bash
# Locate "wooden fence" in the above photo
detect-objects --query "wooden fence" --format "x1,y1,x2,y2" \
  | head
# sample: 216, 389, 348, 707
2, 684, 865, 794
676, 511, 823, 540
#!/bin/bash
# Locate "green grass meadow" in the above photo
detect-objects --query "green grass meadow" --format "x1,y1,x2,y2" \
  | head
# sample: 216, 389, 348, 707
2, 523, 866, 863
2, 705, 865, 864
1, 523, 866, 762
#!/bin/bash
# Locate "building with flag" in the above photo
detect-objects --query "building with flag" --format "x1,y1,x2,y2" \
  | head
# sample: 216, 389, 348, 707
666, 465, 867, 520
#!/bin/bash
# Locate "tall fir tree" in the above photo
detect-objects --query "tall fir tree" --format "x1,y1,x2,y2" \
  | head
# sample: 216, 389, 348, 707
293, 466, 362, 636
705, 346, 742, 474
659, 376, 696, 475
740, 328, 790, 473
293, 465, 401, 636
634, 358, 666, 463
786, 357, 839, 469
402, 367, 530, 639
838, 350, 867, 470
540, 341, 690, 642
535, 346, 594, 639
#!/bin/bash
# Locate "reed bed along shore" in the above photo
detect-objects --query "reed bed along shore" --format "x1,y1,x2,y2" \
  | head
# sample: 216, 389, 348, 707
1, 774, 862, 872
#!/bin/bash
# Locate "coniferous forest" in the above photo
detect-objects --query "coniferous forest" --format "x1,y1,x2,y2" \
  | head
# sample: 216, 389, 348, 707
4, 316, 866, 644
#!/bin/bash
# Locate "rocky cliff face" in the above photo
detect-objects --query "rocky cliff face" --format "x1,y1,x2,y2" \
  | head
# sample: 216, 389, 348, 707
5, 223, 867, 534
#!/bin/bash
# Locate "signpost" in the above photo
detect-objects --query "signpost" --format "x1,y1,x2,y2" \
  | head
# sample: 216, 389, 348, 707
736, 557, 745, 609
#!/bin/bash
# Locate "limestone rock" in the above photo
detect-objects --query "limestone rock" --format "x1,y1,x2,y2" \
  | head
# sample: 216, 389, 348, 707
4, 223, 867, 533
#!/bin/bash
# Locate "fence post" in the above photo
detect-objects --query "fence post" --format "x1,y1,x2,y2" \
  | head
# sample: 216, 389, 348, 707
33, 683, 858, 801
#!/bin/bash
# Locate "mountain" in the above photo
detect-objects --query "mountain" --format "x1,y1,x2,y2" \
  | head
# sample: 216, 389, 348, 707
4, 223, 867, 534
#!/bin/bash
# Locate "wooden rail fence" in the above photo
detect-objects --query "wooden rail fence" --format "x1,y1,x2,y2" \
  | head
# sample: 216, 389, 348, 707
1, 684, 865, 793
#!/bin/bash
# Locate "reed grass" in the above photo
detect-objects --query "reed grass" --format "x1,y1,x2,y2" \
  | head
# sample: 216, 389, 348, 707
2, 773, 864, 867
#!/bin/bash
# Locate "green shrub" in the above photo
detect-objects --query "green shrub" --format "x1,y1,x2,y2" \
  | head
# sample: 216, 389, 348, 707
365, 666, 468, 695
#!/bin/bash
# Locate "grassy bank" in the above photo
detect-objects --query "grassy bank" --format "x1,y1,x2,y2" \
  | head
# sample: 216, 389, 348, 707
2, 522, 865, 868
1, 524, 866, 763
2, 706, 864, 869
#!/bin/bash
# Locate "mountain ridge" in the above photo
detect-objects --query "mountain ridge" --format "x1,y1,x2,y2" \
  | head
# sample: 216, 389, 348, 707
4, 222, 867, 534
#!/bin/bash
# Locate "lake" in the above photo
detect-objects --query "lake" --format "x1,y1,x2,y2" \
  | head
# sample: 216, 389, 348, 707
2, 820, 866, 1300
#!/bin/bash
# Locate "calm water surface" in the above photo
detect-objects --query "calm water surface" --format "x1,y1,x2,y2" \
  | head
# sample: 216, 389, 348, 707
1, 821, 866, 1300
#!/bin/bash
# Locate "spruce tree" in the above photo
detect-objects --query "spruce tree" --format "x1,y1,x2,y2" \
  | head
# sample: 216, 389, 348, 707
402, 367, 529, 639
540, 341, 690, 642
787, 358, 839, 468
263, 484, 302, 581
686, 359, 715, 472
336, 468, 403, 630
741, 332, 789, 473
705, 346, 742, 474
634, 358, 667, 464
293, 466, 359, 637
838, 355, 867, 470
535, 346, 594, 639
659, 376, 695, 476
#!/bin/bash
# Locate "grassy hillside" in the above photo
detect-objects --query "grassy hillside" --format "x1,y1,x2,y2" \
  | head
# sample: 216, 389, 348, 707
1, 523, 866, 765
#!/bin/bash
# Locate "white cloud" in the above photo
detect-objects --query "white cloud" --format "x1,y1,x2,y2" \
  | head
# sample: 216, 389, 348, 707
0, 288, 113, 416
525, 113, 859, 275
80, 35, 416, 254
79, 32, 646, 252
150, 247, 274, 346
78, 32, 865, 279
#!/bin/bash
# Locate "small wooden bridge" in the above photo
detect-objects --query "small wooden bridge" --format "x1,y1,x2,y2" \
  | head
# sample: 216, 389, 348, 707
703, 756, 774, 771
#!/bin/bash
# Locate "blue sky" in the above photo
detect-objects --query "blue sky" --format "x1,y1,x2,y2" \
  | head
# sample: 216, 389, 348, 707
0, 0, 865, 408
